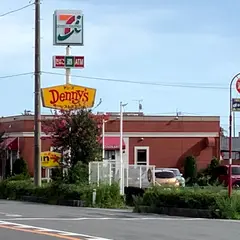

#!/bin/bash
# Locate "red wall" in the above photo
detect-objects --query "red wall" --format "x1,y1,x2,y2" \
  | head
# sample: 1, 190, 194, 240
106, 120, 219, 133
129, 137, 218, 170
0, 116, 220, 174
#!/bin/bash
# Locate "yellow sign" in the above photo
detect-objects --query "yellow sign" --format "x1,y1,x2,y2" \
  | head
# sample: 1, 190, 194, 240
41, 151, 62, 168
41, 84, 96, 110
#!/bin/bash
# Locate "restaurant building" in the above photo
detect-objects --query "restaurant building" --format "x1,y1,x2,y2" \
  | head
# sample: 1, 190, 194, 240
0, 113, 220, 177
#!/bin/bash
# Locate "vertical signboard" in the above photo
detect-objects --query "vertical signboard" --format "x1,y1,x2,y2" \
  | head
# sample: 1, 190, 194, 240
232, 98, 240, 111
53, 10, 84, 46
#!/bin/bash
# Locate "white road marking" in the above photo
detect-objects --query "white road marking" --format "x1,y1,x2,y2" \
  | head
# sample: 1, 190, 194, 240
0, 216, 239, 224
0, 217, 202, 221
0, 211, 22, 217
0, 220, 112, 240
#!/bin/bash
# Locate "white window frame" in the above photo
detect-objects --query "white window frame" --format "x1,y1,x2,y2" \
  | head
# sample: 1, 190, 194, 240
134, 146, 149, 165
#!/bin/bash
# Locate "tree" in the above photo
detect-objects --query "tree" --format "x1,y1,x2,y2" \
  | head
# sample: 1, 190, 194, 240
220, 127, 226, 137
12, 158, 29, 176
42, 109, 104, 167
184, 155, 197, 185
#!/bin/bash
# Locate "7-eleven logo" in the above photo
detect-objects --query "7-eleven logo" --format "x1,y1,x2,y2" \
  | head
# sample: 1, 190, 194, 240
57, 14, 82, 41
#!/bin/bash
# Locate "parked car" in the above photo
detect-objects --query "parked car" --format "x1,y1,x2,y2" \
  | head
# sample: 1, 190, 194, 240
154, 170, 179, 187
156, 168, 185, 187
213, 165, 240, 187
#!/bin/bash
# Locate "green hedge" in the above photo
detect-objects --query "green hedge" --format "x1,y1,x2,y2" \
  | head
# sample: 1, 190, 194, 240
0, 180, 125, 209
134, 186, 240, 219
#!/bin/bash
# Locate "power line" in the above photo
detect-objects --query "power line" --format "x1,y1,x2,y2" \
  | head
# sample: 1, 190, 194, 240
0, 72, 33, 79
0, 3, 34, 17
0, 71, 233, 90
42, 71, 229, 90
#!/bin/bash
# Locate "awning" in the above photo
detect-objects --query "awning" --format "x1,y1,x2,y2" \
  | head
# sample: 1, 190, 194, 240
0, 137, 18, 150
99, 137, 126, 150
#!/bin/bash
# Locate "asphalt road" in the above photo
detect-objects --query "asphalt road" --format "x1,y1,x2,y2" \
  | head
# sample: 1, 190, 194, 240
0, 200, 239, 240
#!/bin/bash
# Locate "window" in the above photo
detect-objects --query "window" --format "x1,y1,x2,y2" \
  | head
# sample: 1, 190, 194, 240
232, 167, 240, 175
170, 169, 181, 177
134, 146, 149, 165
155, 171, 175, 179
105, 150, 115, 160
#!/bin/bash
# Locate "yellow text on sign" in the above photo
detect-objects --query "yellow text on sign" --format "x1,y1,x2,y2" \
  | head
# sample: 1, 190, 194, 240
41, 84, 96, 110
41, 151, 62, 168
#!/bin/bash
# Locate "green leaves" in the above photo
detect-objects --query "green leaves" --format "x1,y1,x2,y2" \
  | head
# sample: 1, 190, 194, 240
134, 186, 240, 219
0, 180, 124, 209
42, 108, 102, 167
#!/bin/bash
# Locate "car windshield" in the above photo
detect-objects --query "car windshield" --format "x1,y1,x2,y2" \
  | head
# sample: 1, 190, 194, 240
155, 171, 175, 178
232, 167, 240, 175
170, 169, 181, 176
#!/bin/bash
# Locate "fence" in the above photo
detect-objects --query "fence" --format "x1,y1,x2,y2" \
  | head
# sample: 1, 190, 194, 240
88, 161, 156, 189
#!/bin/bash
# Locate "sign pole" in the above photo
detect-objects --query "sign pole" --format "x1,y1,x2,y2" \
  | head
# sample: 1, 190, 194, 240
66, 45, 71, 84
119, 102, 123, 195
229, 73, 240, 197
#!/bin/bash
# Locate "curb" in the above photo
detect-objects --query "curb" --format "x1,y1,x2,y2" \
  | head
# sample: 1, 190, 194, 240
21, 196, 85, 207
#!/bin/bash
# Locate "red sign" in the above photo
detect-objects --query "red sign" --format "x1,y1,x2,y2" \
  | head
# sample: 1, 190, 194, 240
236, 79, 240, 93
52, 56, 84, 68
53, 56, 65, 67
74, 56, 84, 68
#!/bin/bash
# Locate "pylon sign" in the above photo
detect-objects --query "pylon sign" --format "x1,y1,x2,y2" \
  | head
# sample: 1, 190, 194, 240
232, 98, 240, 111
53, 10, 84, 46
41, 83, 96, 110
236, 79, 240, 93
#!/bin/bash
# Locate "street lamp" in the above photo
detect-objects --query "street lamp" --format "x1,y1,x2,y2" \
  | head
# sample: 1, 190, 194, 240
102, 114, 107, 160
229, 73, 240, 197
120, 101, 128, 195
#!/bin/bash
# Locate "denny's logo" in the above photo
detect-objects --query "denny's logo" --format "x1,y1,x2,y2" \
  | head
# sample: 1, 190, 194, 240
41, 84, 96, 110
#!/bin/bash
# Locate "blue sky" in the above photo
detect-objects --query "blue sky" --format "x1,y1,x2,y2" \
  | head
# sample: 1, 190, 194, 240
1, 0, 240, 133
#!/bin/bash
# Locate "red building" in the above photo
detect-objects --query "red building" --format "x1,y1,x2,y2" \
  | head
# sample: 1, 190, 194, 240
0, 113, 220, 177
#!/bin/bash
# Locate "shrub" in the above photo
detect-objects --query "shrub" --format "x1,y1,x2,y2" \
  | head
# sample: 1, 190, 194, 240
124, 186, 145, 206
65, 161, 89, 184
7, 173, 30, 181
12, 158, 29, 176
184, 156, 197, 185
134, 186, 240, 219
196, 157, 221, 186
51, 168, 64, 182
0, 179, 124, 209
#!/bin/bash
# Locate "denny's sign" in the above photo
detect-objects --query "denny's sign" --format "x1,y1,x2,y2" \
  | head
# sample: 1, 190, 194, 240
41, 84, 96, 110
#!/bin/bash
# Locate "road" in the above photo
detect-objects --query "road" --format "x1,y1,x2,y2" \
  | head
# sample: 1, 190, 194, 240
0, 200, 239, 240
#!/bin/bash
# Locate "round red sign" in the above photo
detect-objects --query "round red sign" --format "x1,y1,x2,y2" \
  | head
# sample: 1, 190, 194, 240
236, 79, 240, 93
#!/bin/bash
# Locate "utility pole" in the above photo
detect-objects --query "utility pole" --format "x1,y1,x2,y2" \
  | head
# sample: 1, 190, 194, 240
34, 0, 41, 186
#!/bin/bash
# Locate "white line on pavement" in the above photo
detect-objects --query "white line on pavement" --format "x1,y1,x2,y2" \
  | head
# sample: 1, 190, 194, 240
0, 220, 112, 240
0, 212, 22, 217
0, 216, 239, 223
0, 217, 202, 221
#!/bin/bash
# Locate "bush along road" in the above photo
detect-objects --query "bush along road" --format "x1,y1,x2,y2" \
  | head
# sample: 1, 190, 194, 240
1, 178, 240, 220
0, 179, 125, 209
133, 186, 240, 219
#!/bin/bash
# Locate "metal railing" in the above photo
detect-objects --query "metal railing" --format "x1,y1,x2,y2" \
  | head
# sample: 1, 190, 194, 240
88, 161, 155, 188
